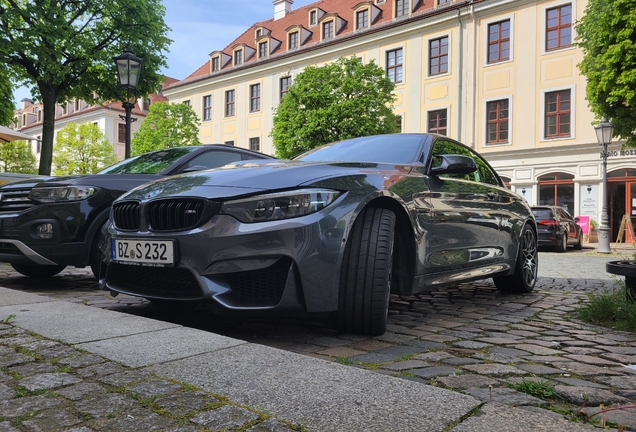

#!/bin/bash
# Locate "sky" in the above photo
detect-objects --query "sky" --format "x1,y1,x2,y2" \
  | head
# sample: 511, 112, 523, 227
12, 0, 317, 107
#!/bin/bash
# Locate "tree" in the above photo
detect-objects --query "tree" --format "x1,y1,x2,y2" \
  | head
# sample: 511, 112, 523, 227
0, 140, 37, 173
52, 123, 117, 175
0, 65, 15, 126
131, 102, 202, 155
577, 0, 636, 146
271, 56, 400, 159
0, 0, 171, 174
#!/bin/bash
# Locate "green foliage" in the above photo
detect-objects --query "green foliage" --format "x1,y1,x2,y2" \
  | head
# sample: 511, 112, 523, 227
271, 56, 400, 159
0, 0, 172, 174
0, 65, 15, 126
52, 123, 117, 175
131, 102, 202, 155
574, 286, 636, 332
0, 140, 37, 174
576, 0, 636, 146
509, 379, 563, 400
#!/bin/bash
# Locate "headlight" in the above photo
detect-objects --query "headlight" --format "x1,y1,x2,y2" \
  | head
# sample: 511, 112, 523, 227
29, 186, 99, 203
221, 189, 341, 223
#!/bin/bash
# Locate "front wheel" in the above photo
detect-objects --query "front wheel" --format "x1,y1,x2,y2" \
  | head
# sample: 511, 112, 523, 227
10, 263, 66, 278
337, 207, 395, 336
493, 224, 538, 293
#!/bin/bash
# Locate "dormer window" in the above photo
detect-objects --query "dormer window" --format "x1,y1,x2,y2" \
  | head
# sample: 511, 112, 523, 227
357, 9, 369, 29
322, 20, 334, 39
256, 29, 262, 38
74, 99, 80, 111
61, 103, 67, 115
289, 31, 299, 49
234, 49, 243, 66
212, 56, 220, 71
310, 10, 317, 26
396, 0, 409, 17
37, 110, 42, 122
259, 41, 268, 59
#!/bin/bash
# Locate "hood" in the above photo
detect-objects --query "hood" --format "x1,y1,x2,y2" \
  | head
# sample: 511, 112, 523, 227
120, 160, 411, 201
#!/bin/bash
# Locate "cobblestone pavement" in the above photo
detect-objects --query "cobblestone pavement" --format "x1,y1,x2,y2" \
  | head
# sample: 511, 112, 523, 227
1, 246, 636, 430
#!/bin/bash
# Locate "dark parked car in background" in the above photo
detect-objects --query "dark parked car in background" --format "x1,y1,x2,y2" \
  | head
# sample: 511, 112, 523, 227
101, 133, 538, 336
531, 205, 583, 252
0, 145, 274, 279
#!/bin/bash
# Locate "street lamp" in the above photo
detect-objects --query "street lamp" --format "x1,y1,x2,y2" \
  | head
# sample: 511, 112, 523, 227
594, 117, 614, 253
113, 45, 143, 159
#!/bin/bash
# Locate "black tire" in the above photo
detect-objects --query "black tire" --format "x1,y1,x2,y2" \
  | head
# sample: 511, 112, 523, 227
493, 224, 538, 293
556, 232, 567, 252
10, 263, 66, 278
574, 231, 583, 250
89, 222, 108, 281
337, 207, 395, 336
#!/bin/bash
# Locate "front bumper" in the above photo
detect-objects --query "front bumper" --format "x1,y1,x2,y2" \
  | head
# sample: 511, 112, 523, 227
102, 205, 353, 313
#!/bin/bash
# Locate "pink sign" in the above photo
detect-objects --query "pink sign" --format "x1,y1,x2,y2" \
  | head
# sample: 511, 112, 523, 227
576, 215, 590, 234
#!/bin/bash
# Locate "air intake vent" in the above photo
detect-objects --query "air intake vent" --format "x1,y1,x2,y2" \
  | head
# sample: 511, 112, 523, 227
147, 198, 205, 231
112, 201, 140, 231
0, 188, 36, 213
227, 257, 291, 301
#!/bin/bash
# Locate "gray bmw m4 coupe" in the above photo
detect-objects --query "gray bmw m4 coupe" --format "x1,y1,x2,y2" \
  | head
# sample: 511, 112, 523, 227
100, 134, 538, 335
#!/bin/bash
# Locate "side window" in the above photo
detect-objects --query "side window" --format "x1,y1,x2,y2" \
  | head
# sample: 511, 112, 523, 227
430, 139, 500, 186
184, 151, 243, 170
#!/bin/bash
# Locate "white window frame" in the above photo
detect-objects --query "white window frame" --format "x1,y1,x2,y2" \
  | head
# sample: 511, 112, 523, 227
539, 84, 575, 142
540, 1, 577, 56
483, 14, 514, 67
482, 95, 513, 147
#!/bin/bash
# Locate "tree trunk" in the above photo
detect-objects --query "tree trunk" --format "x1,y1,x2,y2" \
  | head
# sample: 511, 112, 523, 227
38, 84, 58, 176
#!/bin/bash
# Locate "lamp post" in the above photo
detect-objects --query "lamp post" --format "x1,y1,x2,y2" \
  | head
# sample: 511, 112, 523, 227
594, 117, 614, 253
113, 45, 143, 159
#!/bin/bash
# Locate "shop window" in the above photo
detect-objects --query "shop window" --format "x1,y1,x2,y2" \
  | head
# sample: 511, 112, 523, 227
538, 172, 574, 213
428, 109, 447, 136
546, 4, 572, 51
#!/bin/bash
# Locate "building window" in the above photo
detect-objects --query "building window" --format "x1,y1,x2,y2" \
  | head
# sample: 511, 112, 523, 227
225, 90, 235, 117
488, 20, 510, 63
118, 124, 126, 143
212, 57, 220, 71
310, 10, 317, 26
37, 110, 42, 122
183, 100, 191, 106
36, 136, 41, 153
396, 0, 409, 17
74, 99, 80, 111
22, 113, 26, 126
203, 95, 212, 121
249, 137, 260, 152
256, 29, 262, 38
250, 84, 261, 112
357, 10, 369, 29
61, 104, 67, 115
545, 89, 570, 138
428, 110, 447, 135
386, 48, 403, 83
546, 4, 572, 51
429, 36, 449, 76
224, 140, 235, 146
280, 76, 292, 100
323, 20, 333, 40
486, 99, 509, 144
234, 50, 243, 66
289, 32, 299, 49
259, 42, 268, 59
538, 173, 574, 213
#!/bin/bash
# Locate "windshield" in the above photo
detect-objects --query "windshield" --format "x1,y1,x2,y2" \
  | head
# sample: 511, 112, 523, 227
295, 134, 426, 164
98, 147, 197, 174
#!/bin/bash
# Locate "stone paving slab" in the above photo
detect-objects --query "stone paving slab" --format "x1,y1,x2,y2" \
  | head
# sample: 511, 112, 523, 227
150, 343, 481, 432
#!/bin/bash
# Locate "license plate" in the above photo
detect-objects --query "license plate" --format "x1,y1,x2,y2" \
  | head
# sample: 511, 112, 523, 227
112, 238, 175, 266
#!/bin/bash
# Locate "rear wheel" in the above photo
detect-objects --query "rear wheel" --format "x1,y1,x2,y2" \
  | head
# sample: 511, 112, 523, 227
337, 207, 395, 336
10, 263, 66, 278
574, 231, 583, 250
493, 224, 537, 293
556, 232, 567, 252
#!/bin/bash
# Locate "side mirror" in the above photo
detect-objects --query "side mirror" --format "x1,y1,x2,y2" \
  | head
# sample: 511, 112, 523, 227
429, 154, 478, 176
181, 165, 209, 173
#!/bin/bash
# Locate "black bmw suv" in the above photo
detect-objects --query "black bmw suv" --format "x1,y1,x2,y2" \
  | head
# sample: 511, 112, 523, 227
0, 145, 274, 279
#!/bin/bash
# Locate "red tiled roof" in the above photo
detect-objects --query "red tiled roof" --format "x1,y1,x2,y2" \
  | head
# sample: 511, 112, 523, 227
173, 0, 448, 86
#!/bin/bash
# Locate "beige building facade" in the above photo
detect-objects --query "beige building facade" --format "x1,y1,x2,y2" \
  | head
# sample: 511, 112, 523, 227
163, 0, 635, 240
